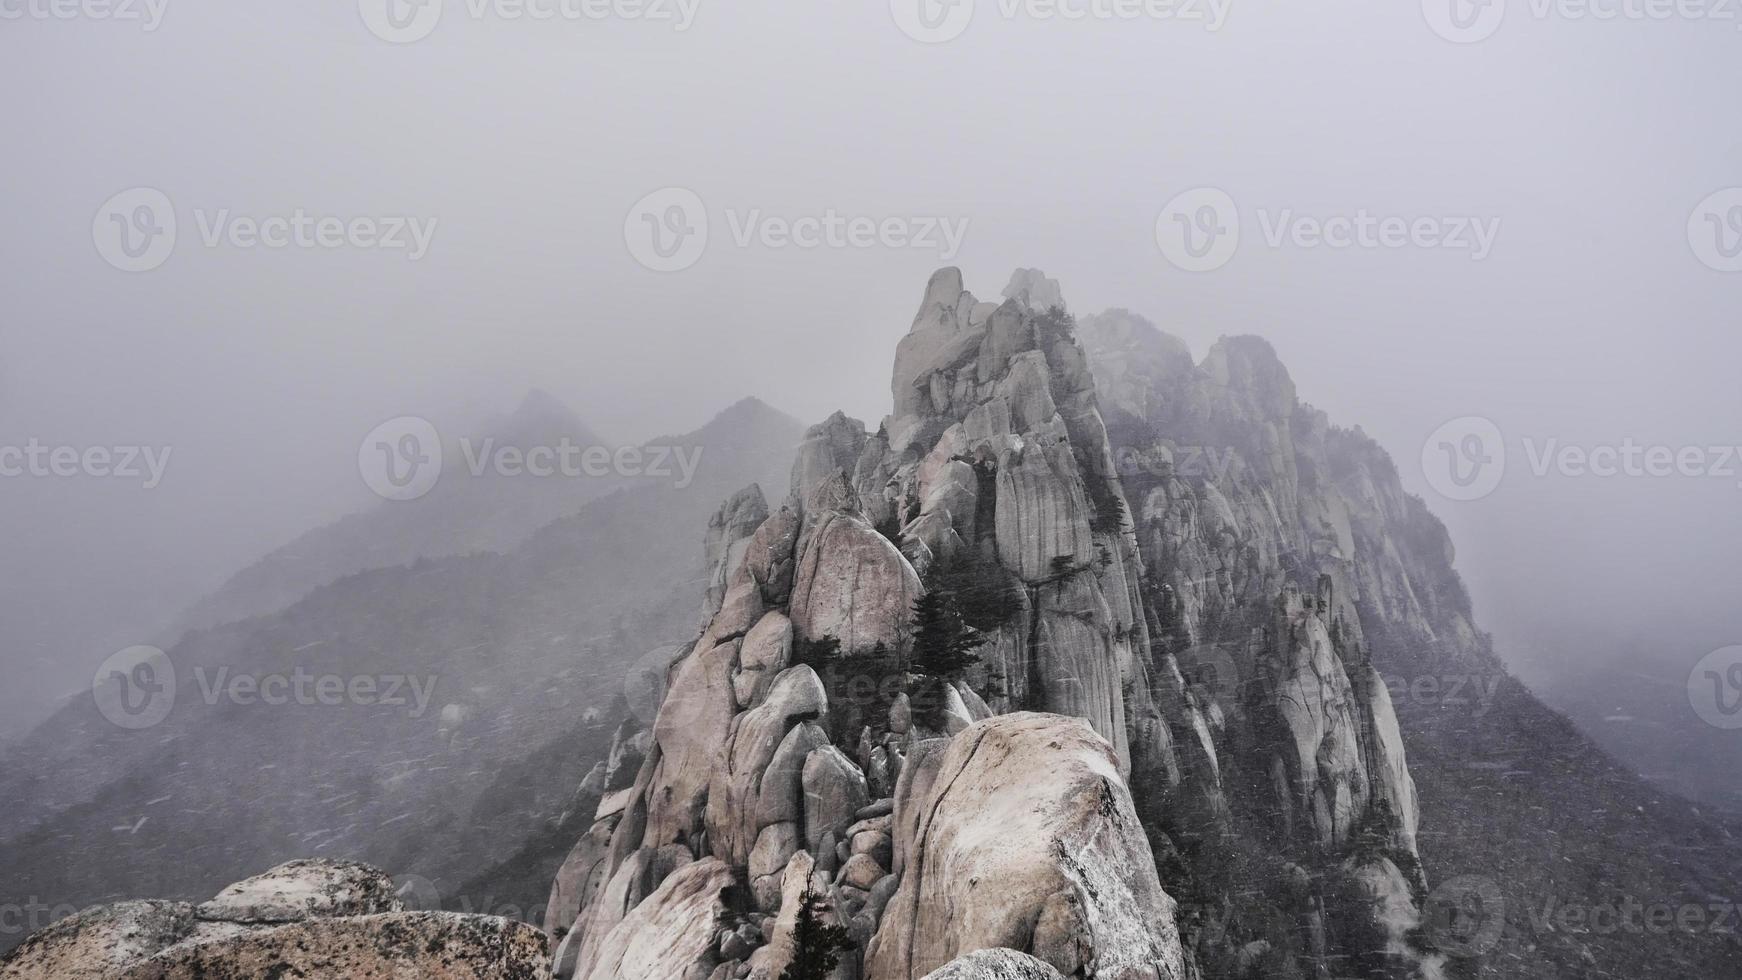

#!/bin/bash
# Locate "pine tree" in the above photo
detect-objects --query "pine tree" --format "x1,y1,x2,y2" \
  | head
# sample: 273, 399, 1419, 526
909, 589, 983, 679
779, 884, 855, 980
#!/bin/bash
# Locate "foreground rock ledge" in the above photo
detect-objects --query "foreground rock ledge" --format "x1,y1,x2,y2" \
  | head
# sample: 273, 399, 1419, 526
0, 858, 550, 980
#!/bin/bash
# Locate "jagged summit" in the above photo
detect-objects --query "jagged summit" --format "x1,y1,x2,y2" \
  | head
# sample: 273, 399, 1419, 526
538, 268, 1438, 980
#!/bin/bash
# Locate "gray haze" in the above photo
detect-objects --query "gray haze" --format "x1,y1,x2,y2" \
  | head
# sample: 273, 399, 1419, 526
3, 0, 1739, 761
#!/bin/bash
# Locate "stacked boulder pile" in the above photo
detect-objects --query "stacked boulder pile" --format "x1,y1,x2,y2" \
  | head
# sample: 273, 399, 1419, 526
0, 858, 550, 979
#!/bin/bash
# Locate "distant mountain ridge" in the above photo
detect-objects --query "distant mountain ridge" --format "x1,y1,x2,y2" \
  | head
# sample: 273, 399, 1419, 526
0, 396, 804, 954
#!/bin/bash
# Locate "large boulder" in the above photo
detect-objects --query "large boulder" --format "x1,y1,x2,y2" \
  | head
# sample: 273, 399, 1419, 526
790, 510, 922, 657
195, 858, 401, 924
865, 714, 1184, 980
113, 912, 549, 980
707, 665, 830, 867
573, 858, 734, 980
705, 485, 771, 618
0, 901, 195, 980
923, 947, 1069, 980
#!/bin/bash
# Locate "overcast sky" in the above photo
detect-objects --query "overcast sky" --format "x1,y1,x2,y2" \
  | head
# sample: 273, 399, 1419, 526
4, 0, 1739, 732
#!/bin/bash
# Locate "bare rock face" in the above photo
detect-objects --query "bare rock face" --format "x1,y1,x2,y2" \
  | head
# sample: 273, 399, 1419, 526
790, 510, 922, 656
0, 861, 543, 980
707, 664, 830, 868
0, 901, 195, 980
922, 947, 1069, 980
865, 714, 1184, 980
195, 857, 401, 924
705, 485, 772, 619
572, 858, 735, 980
546, 817, 618, 943
114, 912, 550, 980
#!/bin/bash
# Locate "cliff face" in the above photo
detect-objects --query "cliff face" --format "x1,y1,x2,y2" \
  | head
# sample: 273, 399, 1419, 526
544, 269, 1443, 980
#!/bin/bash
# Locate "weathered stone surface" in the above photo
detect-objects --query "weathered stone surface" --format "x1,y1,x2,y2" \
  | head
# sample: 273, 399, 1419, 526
0, 901, 195, 980
643, 639, 741, 851
705, 485, 771, 619
921, 947, 1069, 980
790, 510, 922, 657
1265, 584, 1368, 849
114, 912, 550, 980
745, 851, 821, 980
545, 816, 618, 941
792, 412, 869, 501
802, 745, 870, 853
745, 506, 802, 604
839, 853, 885, 891
196, 858, 401, 924
865, 714, 1184, 980
574, 859, 733, 980
709, 666, 830, 867
755, 721, 832, 830
995, 440, 1094, 583
734, 611, 794, 709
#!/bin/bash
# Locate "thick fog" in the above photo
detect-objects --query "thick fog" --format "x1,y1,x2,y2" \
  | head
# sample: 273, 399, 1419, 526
3, 0, 1739, 746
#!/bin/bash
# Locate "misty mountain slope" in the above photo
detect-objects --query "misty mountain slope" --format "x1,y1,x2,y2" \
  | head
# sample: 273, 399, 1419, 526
1077, 297, 1742, 979
0, 398, 803, 948
165, 389, 614, 640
